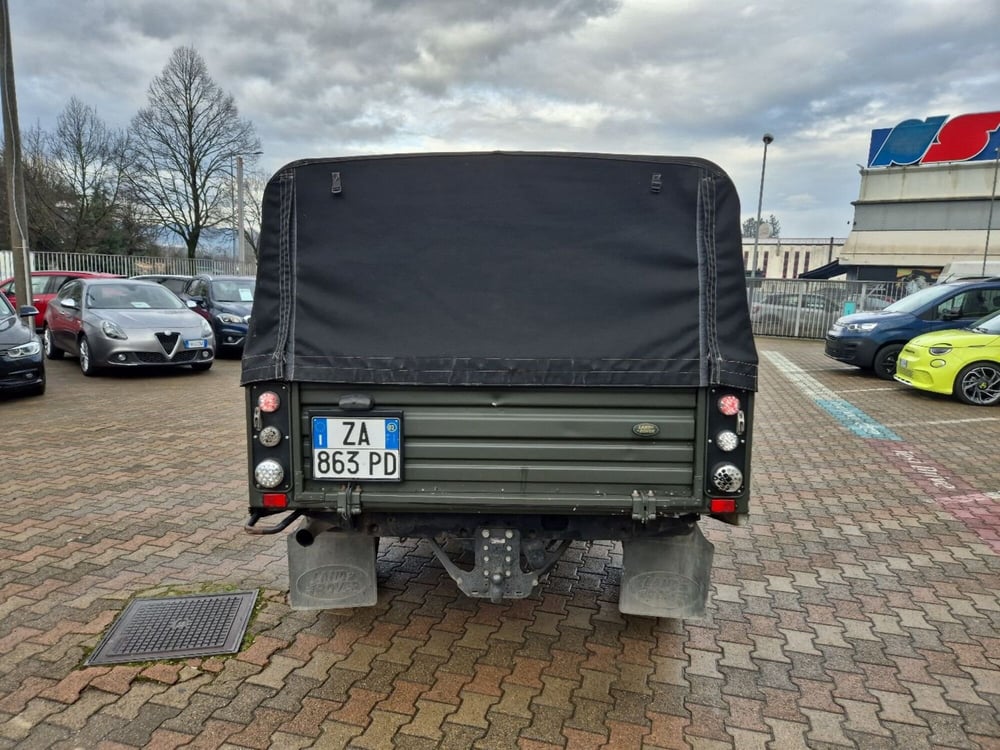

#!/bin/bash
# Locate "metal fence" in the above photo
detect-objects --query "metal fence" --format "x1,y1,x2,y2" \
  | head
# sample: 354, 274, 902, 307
0, 250, 256, 280
3, 250, 912, 342
747, 277, 911, 340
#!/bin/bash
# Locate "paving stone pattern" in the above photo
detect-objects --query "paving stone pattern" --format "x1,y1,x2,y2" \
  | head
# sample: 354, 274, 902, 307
0, 339, 998, 749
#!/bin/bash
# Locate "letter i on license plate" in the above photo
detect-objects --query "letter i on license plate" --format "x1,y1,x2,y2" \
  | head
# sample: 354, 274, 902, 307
311, 416, 403, 480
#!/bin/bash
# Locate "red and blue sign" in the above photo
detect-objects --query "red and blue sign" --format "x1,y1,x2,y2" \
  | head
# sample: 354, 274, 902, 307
868, 110, 1000, 167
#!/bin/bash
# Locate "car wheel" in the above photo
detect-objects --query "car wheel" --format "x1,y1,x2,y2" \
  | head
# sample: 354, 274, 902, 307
43, 327, 64, 359
954, 362, 1000, 406
191, 361, 213, 372
79, 336, 98, 377
873, 344, 903, 380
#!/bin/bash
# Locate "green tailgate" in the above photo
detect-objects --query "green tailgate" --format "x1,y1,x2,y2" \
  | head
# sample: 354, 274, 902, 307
289, 386, 705, 515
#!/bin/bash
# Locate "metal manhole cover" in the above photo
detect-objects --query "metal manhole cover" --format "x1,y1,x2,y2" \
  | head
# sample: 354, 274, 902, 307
86, 590, 258, 666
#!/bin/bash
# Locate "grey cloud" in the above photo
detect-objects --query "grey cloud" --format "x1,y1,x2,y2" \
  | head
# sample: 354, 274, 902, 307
8, 0, 1000, 236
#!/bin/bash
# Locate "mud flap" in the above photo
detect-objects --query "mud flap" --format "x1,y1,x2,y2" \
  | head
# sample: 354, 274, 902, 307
287, 528, 378, 610
619, 525, 714, 619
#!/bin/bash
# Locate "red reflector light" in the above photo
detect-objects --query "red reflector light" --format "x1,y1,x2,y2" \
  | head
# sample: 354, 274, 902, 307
258, 391, 281, 413
717, 394, 741, 416
262, 493, 288, 508
710, 498, 737, 513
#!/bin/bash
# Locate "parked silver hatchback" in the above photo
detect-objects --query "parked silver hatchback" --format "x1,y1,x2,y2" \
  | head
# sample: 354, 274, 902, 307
43, 279, 215, 375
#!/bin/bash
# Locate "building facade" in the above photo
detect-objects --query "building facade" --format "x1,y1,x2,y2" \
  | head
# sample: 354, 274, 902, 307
835, 110, 1000, 283
743, 237, 844, 279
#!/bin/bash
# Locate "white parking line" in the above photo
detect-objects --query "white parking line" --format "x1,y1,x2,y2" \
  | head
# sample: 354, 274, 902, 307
884, 417, 1000, 427
838, 387, 898, 393
762, 351, 901, 440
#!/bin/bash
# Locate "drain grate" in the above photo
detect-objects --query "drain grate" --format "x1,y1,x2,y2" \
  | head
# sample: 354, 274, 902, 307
86, 590, 258, 666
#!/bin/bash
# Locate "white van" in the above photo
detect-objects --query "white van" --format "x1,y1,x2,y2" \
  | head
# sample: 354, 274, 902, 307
936, 259, 1000, 283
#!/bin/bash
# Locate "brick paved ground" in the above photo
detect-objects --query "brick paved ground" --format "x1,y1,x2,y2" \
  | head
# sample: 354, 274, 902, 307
0, 338, 998, 749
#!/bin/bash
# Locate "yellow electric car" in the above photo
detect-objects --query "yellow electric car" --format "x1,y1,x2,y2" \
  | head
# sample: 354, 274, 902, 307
895, 310, 1000, 406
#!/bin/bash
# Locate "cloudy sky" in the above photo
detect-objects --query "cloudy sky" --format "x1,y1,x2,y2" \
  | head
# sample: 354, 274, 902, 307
9, 0, 1000, 238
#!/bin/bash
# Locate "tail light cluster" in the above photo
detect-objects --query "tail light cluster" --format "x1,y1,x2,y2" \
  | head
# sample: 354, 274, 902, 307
248, 383, 292, 507
705, 388, 751, 511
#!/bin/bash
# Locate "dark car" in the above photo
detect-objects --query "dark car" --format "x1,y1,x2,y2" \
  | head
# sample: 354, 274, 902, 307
0, 293, 44, 397
825, 279, 1000, 379
129, 274, 193, 295
180, 274, 255, 354
43, 279, 215, 376
0, 270, 121, 331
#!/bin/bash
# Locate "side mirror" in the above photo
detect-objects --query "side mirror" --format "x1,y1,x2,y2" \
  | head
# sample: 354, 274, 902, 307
186, 299, 198, 309
19, 305, 39, 318
61, 298, 78, 310
941, 308, 960, 320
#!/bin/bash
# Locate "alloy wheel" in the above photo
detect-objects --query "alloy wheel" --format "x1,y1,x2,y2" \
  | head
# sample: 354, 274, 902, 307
957, 364, 1000, 406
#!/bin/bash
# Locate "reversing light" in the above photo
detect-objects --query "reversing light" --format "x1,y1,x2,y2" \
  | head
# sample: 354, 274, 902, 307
717, 394, 741, 416
258, 391, 281, 412
711, 463, 743, 493
715, 430, 740, 452
254, 459, 285, 488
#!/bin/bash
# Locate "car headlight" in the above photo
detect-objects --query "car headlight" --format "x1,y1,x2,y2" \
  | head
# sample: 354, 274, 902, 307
845, 322, 878, 332
101, 320, 128, 340
928, 346, 952, 355
6, 340, 40, 358
217, 313, 246, 324
200, 319, 213, 337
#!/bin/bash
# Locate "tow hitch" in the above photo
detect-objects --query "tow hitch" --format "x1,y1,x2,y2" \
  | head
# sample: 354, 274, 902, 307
428, 528, 570, 603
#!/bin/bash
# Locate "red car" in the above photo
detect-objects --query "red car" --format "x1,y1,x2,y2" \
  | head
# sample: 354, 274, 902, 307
0, 271, 121, 331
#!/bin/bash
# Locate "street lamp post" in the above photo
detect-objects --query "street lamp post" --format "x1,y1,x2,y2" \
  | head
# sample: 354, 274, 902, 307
229, 150, 263, 268
750, 133, 774, 279
983, 146, 1000, 276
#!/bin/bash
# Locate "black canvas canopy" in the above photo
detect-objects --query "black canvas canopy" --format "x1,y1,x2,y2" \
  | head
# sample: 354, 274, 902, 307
241, 152, 757, 391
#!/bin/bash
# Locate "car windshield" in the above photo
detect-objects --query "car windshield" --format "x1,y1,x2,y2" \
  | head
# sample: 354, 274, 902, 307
0, 291, 13, 316
883, 284, 957, 314
970, 310, 1000, 334
86, 283, 185, 310
212, 280, 255, 302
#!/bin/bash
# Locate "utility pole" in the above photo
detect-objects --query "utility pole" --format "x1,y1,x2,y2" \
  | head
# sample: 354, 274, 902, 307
984, 146, 999, 276
237, 155, 246, 266
0, 0, 32, 329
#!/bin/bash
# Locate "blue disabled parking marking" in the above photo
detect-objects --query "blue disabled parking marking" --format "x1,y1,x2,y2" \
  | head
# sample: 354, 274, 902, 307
813, 398, 901, 440
763, 351, 901, 441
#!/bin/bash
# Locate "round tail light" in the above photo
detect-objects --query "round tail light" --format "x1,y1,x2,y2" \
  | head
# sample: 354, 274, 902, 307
258, 391, 281, 412
717, 395, 741, 416
254, 459, 285, 488
711, 463, 743, 493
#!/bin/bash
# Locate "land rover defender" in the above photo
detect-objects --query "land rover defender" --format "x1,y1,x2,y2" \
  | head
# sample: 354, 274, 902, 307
242, 151, 757, 618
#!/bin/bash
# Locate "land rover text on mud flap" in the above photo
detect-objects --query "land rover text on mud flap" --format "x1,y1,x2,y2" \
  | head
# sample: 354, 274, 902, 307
242, 152, 757, 618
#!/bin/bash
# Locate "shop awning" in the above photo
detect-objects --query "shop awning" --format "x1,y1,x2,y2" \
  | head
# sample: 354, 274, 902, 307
799, 260, 844, 279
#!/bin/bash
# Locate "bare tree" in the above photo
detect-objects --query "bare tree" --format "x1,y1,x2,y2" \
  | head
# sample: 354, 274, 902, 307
47, 97, 130, 252
17, 125, 70, 253
128, 46, 259, 258
241, 167, 268, 260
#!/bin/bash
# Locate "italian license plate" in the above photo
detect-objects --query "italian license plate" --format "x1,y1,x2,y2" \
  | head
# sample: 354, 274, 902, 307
184, 338, 207, 349
311, 416, 402, 481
